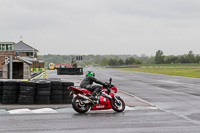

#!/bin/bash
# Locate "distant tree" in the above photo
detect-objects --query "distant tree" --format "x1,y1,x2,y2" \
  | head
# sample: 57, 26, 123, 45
155, 50, 164, 64
195, 55, 200, 63
101, 58, 108, 66
187, 51, 195, 63
108, 58, 119, 66
124, 57, 142, 65
144, 56, 155, 64
125, 58, 134, 65
118, 59, 124, 66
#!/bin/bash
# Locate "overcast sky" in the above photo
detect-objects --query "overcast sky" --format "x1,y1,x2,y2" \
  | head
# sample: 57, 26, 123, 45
1, 0, 200, 56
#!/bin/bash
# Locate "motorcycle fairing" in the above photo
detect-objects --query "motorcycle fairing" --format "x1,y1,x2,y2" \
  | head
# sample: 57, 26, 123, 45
91, 95, 111, 110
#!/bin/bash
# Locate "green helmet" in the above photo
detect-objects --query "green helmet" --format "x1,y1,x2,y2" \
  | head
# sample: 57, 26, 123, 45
86, 71, 95, 77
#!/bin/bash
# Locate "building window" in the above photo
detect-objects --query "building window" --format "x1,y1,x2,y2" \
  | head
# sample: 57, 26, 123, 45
0, 44, 13, 51
16, 52, 22, 56
26, 52, 33, 56
6, 44, 13, 50
0, 44, 6, 51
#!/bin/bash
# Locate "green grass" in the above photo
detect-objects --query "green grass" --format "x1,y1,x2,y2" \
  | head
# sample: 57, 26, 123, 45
123, 63, 200, 68
113, 68, 200, 78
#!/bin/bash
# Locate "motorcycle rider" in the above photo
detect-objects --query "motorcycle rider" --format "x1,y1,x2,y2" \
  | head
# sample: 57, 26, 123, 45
80, 71, 105, 100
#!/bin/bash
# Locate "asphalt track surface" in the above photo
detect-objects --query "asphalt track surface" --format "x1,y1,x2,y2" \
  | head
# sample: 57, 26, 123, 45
1, 69, 200, 133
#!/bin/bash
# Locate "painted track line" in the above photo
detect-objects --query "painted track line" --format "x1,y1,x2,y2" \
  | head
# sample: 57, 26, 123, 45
1, 106, 158, 115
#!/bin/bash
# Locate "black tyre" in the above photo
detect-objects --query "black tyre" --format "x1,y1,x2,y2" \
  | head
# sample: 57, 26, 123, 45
19, 86, 35, 91
51, 86, 62, 90
50, 81, 62, 86
63, 90, 71, 95
36, 91, 51, 96
0, 81, 3, 86
2, 99, 18, 104
3, 86, 18, 91
0, 86, 3, 94
20, 81, 35, 87
35, 96, 50, 100
2, 95, 18, 100
20, 90, 35, 96
36, 87, 51, 91
3, 81, 19, 86
62, 82, 74, 87
0, 95, 2, 103
110, 97, 125, 112
63, 99, 72, 104
51, 99, 63, 104
63, 94, 73, 99
35, 80, 51, 88
18, 99, 34, 104
35, 100, 50, 104
51, 95, 62, 99
3, 90, 18, 95
72, 96, 91, 113
51, 90, 62, 95
18, 95, 34, 100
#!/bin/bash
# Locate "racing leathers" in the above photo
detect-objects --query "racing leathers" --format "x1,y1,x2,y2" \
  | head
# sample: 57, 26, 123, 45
80, 76, 105, 99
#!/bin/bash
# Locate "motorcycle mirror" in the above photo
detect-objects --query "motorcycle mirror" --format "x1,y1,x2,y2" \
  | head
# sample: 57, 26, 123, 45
109, 78, 112, 83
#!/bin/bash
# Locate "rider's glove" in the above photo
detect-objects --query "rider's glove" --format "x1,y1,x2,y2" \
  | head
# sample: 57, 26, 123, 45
103, 82, 109, 88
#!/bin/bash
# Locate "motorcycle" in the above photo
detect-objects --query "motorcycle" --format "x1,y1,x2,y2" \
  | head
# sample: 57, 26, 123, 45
68, 78, 125, 113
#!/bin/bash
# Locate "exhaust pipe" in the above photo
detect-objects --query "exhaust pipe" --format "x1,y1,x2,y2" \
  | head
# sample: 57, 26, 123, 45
77, 94, 95, 105
77, 94, 90, 100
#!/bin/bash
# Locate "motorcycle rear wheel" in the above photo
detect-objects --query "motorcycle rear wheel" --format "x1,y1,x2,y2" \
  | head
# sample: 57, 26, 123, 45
72, 96, 91, 113
111, 97, 125, 112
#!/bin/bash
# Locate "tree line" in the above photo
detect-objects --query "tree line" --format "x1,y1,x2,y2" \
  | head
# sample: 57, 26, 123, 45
155, 50, 200, 64
38, 50, 200, 67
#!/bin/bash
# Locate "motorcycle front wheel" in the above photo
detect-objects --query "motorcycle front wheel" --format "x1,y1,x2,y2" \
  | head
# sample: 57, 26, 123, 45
111, 97, 125, 112
72, 96, 91, 113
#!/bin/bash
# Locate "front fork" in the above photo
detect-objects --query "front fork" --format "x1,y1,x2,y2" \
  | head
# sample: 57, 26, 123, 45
101, 91, 120, 104
113, 95, 121, 104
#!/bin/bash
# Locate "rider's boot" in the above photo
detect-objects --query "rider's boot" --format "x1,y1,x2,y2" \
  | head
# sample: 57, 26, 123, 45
89, 92, 97, 100
89, 87, 101, 100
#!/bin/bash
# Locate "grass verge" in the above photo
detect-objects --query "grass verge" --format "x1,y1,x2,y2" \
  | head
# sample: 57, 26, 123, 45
113, 68, 200, 78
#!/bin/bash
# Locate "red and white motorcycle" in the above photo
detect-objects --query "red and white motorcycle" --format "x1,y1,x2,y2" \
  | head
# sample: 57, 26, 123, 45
68, 78, 125, 113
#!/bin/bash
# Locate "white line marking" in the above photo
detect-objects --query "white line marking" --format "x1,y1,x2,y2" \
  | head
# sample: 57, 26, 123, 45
8, 108, 33, 114
32, 108, 58, 114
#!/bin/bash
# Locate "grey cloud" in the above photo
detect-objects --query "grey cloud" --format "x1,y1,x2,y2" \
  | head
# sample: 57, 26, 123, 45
106, 0, 200, 19
0, 0, 200, 55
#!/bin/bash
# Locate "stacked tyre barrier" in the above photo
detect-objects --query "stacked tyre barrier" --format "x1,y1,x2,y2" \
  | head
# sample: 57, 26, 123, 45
0, 80, 74, 104
0, 81, 3, 103
2, 81, 19, 104
50, 80, 63, 104
62, 82, 74, 104
35, 80, 51, 104
18, 81, 35, 104
57, 68, 83, 75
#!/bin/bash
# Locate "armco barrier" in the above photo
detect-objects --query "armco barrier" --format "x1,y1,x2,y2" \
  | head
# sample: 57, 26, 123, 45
0, 79, 74, 104
57, 68, 83, 75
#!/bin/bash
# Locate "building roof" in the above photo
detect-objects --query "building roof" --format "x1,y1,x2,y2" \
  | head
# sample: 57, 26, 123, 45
0, 42, 15, 44
14, 41, 38, 52
20, 56, 39, 62
16, 56, 32, 64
